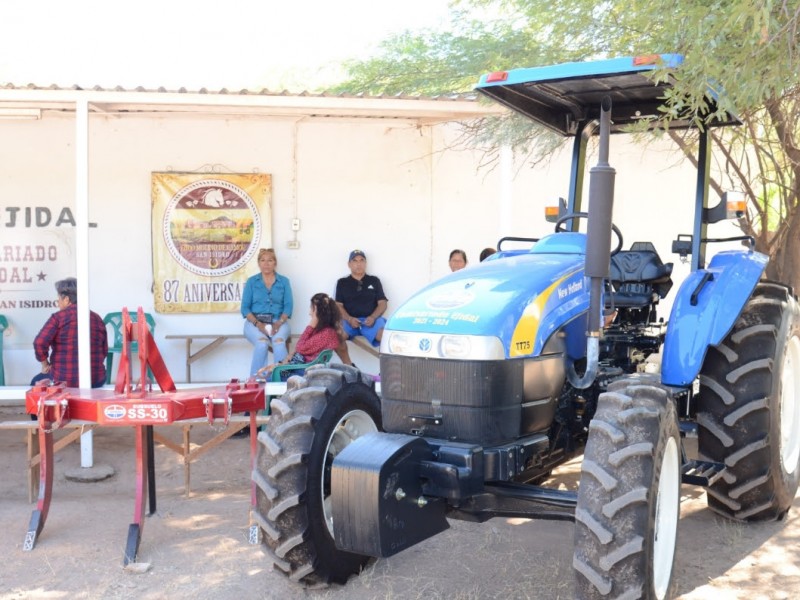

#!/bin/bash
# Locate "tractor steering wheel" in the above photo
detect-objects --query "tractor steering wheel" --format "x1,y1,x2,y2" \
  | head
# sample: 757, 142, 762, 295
554, 212, 624, 256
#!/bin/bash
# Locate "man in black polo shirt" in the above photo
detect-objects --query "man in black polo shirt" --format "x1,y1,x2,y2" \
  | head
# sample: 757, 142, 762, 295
335, 249, 388, 364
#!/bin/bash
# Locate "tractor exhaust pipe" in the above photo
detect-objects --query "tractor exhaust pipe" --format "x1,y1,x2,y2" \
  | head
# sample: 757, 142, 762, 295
568, 96, 615, 389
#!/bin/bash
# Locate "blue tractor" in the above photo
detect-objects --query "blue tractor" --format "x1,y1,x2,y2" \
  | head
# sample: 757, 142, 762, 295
252, 55, 800, 599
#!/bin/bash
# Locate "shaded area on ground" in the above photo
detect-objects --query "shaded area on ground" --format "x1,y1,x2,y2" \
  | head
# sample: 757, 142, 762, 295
0, 408, 798, 599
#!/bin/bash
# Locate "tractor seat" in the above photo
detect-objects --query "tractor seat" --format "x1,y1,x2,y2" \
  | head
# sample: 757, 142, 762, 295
608, 242, 673, 308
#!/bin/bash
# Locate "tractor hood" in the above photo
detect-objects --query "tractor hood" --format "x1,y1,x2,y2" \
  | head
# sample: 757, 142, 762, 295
382, 233, 591, 360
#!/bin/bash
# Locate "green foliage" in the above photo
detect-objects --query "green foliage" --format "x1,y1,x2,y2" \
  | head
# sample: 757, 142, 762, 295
328, 15, 547, 96
332, 0, 800, 286
334, 0, 800, 121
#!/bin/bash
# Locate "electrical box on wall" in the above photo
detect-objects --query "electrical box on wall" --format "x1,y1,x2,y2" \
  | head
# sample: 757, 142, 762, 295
287, 241, 300, 249
291, 218, 301, 231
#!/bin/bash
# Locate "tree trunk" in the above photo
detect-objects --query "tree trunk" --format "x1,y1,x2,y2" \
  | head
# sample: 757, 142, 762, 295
763, 204, 800, 294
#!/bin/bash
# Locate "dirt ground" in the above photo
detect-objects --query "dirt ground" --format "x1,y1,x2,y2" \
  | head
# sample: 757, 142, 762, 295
1, 406, 799, 600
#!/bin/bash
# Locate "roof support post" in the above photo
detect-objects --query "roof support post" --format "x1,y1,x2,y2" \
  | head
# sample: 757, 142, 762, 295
567, 120, 598, 219
691, 128, 711, 271
75, 98, 94, 468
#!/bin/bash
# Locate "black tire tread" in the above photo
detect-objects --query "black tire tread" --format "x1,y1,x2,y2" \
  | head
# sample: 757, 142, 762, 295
252, 373, 333, 585
252, 366, 379, 586
574, 375, 680, 600
697, 281, 800, 521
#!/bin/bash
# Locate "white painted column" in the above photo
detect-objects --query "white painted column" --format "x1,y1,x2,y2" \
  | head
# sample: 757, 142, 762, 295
75, 99, 93, 468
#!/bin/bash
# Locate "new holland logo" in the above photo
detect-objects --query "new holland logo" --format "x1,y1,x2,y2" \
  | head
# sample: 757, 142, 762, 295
419, 338, 432, 352
426, 289, 475, 310
104, 405, 126, 420
620, 253, 642, 273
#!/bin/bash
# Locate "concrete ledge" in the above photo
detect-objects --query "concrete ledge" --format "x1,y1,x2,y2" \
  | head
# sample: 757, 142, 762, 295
0, 386, 28, 407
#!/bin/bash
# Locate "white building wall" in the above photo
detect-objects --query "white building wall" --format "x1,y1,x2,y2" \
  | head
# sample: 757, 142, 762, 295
0, 112, 741, 384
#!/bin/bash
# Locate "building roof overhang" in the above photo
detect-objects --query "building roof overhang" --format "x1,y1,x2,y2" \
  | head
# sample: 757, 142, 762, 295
0, 84, 506, 124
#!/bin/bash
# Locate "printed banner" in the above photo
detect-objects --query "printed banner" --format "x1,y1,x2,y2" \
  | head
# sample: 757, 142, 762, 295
151, 172, 272, 313
0, 208, 79, 344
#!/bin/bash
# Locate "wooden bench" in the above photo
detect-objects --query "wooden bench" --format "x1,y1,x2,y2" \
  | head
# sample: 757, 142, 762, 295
165, 334, 293, 382
0, 413, 274, 502
152, 415, 270, 496
0, 419, 97, 503
164, 334, 247, 383
350, 335, 380, 358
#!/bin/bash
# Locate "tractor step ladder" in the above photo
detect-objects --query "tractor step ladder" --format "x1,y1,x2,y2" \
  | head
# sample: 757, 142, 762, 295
681, 459, 726, 487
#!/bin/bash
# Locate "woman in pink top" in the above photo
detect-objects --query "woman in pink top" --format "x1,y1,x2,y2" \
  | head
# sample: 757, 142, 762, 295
258, 293, 341, 380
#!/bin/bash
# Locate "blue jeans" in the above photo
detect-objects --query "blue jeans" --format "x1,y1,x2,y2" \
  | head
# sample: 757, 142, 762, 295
243, 319, 291, 376
30, 372, 105, 388
342, 316, 386, 347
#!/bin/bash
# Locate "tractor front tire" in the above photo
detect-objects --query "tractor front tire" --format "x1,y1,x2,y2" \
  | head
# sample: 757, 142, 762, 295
698, 281, 800, 521
252, 365, 381, 586
573, 375, 681, 600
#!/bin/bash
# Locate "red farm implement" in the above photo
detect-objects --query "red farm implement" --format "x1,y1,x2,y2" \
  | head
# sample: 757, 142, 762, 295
23, 307, 266, 565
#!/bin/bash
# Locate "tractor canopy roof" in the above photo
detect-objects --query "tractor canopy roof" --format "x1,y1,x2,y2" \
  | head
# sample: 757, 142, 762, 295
476, 54, 738, 136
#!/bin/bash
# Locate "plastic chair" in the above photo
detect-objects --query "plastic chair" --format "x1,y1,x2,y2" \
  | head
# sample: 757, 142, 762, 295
256, 349, 335, 422
104, 311, 156, 384
270, 349, 334, 382
0, 315, 7, 386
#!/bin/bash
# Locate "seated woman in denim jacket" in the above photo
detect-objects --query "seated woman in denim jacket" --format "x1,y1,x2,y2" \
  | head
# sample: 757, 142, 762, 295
241, 248, 293, 376
258, 293, 341, 381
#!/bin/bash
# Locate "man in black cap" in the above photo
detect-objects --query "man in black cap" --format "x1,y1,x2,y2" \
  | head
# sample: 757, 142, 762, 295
334, 249, 388, 364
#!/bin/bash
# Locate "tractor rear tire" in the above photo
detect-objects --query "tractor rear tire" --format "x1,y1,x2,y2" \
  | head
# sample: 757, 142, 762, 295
697, 281, 800, 521
573, 375, 681, 600
252, 365, 382, 586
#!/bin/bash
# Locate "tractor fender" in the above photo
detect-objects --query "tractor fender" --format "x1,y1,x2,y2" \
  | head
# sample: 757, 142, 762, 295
661, 250, 768, 386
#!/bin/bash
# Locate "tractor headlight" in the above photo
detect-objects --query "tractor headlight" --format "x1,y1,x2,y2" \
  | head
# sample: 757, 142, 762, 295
439, 335, 472, 359
387, 332, 411, 355
382, 331, 504, 360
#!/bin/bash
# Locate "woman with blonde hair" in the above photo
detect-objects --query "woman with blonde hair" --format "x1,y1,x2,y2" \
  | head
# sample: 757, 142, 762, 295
241, 248, 293, 376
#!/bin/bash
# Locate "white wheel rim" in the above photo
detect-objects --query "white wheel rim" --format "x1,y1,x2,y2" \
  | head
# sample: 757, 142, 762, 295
653, 435, 680, 600
321, 409, 379, 537
780, 335, 800, 472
